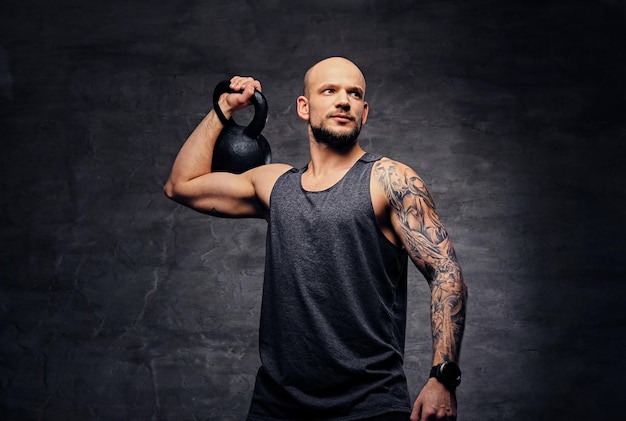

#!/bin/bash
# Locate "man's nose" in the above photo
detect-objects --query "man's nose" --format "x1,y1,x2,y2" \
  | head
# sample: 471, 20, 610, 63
335, 91, 350, 109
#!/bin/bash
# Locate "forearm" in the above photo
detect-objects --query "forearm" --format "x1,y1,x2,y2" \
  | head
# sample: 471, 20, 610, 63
429, 263, 467, 365
164, 104, 229, 196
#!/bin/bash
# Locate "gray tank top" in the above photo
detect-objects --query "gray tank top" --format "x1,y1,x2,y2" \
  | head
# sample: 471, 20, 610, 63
248, 153, 410, 420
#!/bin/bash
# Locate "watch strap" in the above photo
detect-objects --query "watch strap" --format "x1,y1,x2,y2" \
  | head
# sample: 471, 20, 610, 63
429, 365, 439, 379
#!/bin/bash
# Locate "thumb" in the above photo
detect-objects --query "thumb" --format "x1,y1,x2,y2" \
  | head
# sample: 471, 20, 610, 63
410, 400, 422, 421
220, 84, 254, 115
238, 82, 256, 104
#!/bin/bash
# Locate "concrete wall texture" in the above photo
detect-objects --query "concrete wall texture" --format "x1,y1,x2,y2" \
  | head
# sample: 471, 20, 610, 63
1, 0, 625, 420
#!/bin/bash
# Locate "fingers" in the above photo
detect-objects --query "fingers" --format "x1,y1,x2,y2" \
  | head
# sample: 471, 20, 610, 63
429, 404, 456, 420
217, 76, 262, 116
415, 406, 456, 421
229, 76, 262, 93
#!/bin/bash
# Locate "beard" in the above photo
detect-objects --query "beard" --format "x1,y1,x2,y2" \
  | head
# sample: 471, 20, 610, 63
310, 121, 362, 150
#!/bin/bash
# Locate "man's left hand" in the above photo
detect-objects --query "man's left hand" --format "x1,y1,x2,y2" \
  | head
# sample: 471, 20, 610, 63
410, 377, 457, 421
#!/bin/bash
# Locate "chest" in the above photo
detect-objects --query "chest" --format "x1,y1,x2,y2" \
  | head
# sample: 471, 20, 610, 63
300, 169, 351, 192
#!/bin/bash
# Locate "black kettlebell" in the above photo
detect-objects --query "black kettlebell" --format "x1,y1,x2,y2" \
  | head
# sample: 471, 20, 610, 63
211, 80, 272, 174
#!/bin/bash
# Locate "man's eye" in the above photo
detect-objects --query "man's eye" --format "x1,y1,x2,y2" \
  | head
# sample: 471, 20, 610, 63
350, 92, 362, 98
323, 89, 334, 94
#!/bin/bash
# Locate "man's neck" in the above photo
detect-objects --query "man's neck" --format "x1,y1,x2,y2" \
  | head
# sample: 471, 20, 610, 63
300, 139, 365, 192
306, 139, 365, 177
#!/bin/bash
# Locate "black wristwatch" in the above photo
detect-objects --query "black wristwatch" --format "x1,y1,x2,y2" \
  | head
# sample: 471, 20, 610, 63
430, 361, 462, 389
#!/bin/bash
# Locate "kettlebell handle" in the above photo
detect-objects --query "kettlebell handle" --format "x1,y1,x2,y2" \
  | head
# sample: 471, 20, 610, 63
212, 80, 268, 139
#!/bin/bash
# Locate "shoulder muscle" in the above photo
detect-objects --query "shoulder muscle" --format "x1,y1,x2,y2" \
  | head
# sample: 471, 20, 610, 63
373, 158, 454, 278
372, 158, 435, 213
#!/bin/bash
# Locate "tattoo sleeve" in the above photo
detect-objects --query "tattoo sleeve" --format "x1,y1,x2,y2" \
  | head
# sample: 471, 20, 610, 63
374, 159, 467, 363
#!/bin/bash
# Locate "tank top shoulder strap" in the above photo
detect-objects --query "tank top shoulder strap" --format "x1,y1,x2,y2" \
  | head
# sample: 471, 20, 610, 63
358, 152, 383, 164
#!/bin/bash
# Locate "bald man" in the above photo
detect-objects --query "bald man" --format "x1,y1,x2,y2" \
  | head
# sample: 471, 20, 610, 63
164, 57, 467, 421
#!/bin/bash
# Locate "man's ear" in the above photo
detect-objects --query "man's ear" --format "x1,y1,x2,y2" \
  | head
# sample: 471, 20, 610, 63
361, 101, 369, 125
297, 95, 309, 121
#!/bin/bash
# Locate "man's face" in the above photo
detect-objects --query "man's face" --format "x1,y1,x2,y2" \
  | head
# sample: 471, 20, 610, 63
298, 59, 369, 149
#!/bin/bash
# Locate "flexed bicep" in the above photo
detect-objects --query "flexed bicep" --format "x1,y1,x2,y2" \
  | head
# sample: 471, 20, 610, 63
166, 163, 292, 219
168, 170, 260, 218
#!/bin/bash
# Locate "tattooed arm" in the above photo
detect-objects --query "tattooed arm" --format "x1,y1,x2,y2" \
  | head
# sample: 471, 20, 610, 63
373, 158, 467, 421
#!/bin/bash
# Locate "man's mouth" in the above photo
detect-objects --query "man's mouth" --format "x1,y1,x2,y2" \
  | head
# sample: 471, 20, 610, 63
330, 114, 354, 123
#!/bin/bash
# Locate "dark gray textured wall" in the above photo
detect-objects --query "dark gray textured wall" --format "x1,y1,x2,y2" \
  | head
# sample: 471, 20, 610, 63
1, 0, 625, 420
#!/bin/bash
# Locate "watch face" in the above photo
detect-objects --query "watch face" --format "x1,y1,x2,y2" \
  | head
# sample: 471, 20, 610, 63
441, 362, 462, 384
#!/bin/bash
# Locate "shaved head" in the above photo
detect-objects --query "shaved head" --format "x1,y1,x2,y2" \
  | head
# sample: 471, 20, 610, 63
303, 57, 366, 97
